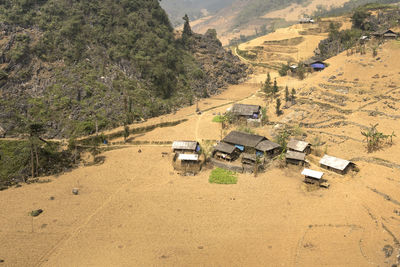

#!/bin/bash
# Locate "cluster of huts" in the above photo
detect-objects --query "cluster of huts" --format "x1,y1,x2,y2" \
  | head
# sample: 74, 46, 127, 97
171, 130, 355, 187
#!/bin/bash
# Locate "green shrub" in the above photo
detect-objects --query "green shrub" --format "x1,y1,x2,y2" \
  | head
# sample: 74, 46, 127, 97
209, 168, 238, 184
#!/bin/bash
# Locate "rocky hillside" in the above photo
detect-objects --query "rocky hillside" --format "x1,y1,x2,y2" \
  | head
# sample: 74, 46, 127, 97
0, 0, 248, 138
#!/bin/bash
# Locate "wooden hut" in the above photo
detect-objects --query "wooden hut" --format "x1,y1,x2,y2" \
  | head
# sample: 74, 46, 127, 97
222, 131, 266, 153
172, 141, 200, 154
287, 139, 311, 154
255, 140, 281, 158
213, 142, 240, 162
301, 168, 324, 185
286, 151, 307, 166
319, 155, 354, 175
231, 104, 261, 119
372, 29, 398, 40
173, 153, 202, 174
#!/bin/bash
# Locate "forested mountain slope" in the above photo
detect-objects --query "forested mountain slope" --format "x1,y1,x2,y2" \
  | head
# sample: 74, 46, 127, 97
0, 0, 248, 138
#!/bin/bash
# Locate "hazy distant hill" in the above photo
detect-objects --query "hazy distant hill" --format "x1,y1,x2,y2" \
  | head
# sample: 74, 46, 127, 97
160, 0, 236, 27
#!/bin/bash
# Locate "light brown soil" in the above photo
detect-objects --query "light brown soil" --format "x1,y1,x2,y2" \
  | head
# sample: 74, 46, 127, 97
1, 24, 400, 267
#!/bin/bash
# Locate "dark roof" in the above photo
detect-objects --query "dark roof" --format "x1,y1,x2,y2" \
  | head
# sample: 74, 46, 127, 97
242, 153, 257, 161
373, 29, 397, 35
285, 151, 306, 161
255, 140, 281, 152
214, 142, 237, 154
223, 131, 266, 148
231, 104, 261, 116
172, 141, 198, 150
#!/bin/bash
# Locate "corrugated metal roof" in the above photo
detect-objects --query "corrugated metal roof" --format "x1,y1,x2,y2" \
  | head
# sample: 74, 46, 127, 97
285, 151, 306, 161
301, 169, 324, 179
287, 139, 310, 152
223, 131, 266, 148
172, 141, 198, 150
178, 154, 199, 161
231, 104, 261, 116
214, 142, 237, 154
256, 140, 280, 152
319, 155, 351, 171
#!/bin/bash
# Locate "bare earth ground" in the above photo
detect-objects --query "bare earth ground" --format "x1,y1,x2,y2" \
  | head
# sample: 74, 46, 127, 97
1, 25, 400, 267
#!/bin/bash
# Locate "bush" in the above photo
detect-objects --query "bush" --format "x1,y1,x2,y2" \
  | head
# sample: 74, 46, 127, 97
209, 168, 238, 184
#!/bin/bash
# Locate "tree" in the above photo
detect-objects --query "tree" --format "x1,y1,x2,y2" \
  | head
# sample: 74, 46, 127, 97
182, 14, 192, 45
263, 72, 272, 94
352, 9, 370, 30
276, 99, 281, 116
361, 124, 395, 152
285, 85, 289, 103
123, 124, 130, 143
28, 123, 45, 178
291, 88, 296, 104
261, 107, 268, 126
273, 79, 278, 95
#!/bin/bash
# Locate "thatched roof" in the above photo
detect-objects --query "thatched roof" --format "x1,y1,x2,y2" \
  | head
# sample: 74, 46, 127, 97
255, 140, 280, 152
285, 151, 306, 161
172, 141, 198, 151
214, 142, 237, 154
223, 131, 266, 148
231, 104, 261, 116
319, 155, 351, 171
287, 139, 310, 152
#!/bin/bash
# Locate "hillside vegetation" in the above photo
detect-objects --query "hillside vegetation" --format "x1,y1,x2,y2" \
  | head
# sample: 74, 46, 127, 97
0, 0, 247, 138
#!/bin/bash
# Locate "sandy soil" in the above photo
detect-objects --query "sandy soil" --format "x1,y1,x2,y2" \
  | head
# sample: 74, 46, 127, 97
1, 23, 400, 267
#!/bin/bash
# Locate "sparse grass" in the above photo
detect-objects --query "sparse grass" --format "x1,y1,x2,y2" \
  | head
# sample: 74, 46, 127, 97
209, 168, 238, 184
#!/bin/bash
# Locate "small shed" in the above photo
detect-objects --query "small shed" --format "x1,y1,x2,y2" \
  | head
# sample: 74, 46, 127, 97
255, 140, 281, 157
174, 153, 202, 174
287, 139, 311, 154
302, 168, 324, 185
223, 131, 266, 152
172, 141, 200, 154
286, 151, 307, 166
213, 142, 240, 162
231, 104, 261, 119
319, 155, 353, 175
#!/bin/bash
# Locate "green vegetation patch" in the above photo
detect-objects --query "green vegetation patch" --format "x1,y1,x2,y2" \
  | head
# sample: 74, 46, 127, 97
209, 168, 238, 184
212, 115, 225, 123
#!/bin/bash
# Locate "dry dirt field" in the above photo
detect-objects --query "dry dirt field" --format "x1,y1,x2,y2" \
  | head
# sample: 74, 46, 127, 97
1, 24, 400, 267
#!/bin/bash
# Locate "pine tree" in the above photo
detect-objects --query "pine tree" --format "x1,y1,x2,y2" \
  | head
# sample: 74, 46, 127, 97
182, 14, 192, 45
276, 99, 281, 116
263, 72, 271, 94
285, 85, 289, 102
273, 79, 278, 95
291, 88, 296, 103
